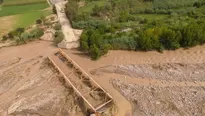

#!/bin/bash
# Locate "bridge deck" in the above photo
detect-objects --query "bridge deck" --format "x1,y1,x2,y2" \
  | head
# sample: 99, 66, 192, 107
48, 50, 113, 112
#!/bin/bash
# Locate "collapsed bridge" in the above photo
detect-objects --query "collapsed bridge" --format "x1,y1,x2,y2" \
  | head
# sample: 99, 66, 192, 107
48, 49, 113, 113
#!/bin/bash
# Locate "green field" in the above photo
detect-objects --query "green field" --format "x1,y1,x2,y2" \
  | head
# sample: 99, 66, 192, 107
15, 10, 51, 28
0, 3, 49, 17
79, 1, 107, 13
2, 0, 47, 6
0, 0, 50, 37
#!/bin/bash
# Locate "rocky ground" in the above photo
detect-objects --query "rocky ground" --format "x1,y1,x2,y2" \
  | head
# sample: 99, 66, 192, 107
91, 63, 205, 82
91, 63, 205, 116
112, 79, 205, 116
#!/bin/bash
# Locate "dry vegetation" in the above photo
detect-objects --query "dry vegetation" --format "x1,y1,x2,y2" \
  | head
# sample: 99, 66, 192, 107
0, 15, 16, 37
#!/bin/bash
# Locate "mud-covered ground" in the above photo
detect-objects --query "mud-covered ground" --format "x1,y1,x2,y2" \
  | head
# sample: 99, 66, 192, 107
0, 57, 85, 116
1, 40, 205, 116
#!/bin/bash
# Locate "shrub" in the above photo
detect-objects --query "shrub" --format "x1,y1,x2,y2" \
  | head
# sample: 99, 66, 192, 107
80, 32, 89, 51
80, 41, 89, 51
54, 31, 64, 46
16, 28, 25, 34
54, 23, 61, 30
2, 35, 8, 41
15, 36, 26, 45
145, 8, 154, 14
107, 35, 137, 50
53, 5, 57, 14
101, 44, 112, 55
36, 19, 42, 24
7, 27, 25, 39
159, 29, 180, 50
20, 32, 31, 41
30, 28, 44, 38
89, 44, 101, 60
8, 32, 14, 38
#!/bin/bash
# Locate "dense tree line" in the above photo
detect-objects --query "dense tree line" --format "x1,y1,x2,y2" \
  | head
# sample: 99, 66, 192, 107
65, 0, 79, 24
80, 20, 205, 59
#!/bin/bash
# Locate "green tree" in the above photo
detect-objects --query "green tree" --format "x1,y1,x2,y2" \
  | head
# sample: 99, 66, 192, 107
159, 28, 180, 50
65, 0, 78, 22
89, 44, 101, 60
80, 32, 89, 51
119, 11, 129, 22
52, 5, 57, 14
54, 31, 64, 46
89, 30, 103, 47
137, 33, 153, 51
101, 44, 112, 55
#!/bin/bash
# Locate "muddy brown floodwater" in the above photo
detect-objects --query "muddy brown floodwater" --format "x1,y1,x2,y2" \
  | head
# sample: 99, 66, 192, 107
62, 44, 205, 116
0, 40, 205, 116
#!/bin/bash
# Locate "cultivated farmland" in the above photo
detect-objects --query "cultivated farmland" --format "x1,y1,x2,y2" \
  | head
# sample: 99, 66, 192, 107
0, 0, 50, 37
2, 0, 47, 6
0, 3, 49, 17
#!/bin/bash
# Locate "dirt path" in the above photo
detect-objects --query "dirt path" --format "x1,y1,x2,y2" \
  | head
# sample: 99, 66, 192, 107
49, 0, 64, 4
55, 1, 79, 49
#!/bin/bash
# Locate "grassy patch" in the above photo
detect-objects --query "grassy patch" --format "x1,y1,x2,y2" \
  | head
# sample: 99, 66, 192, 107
79, 0, 107, 13
0, 3, 49, 17
2, 0, 47, 6
15, 10, 51, 28
137, 14, 168, 22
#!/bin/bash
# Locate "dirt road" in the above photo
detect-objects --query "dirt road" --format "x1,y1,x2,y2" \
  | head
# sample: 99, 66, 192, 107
55, 1, 79, 49
49, 0, 63, 4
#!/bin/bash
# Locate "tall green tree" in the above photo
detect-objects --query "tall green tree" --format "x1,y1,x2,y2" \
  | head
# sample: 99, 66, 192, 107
159, 28, 180, 50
